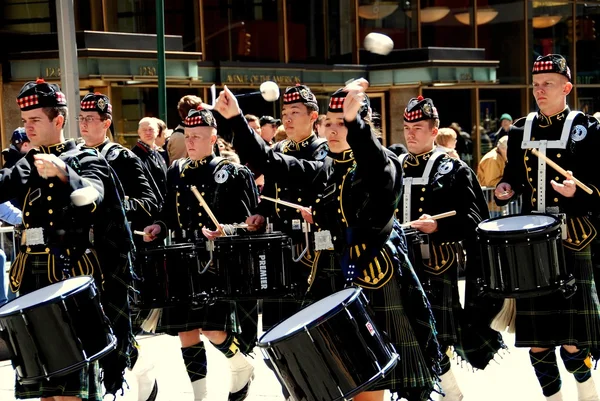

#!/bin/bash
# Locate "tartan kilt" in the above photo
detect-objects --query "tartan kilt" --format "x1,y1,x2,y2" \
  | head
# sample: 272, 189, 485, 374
307, 232, 441, 400
415, 264, 461, 348
156, 300, 238, 335
9, 251, 103, 400
515, 244, 600, 348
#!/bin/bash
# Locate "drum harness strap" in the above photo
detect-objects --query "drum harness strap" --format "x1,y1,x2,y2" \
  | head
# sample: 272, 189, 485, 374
522, 111, 582, 212
399, 151, 445, 223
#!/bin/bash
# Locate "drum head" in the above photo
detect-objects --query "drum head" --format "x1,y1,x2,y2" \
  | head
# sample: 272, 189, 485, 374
260, 287, 358, 344
0, 276, 93, 316
478, 214, 557, 233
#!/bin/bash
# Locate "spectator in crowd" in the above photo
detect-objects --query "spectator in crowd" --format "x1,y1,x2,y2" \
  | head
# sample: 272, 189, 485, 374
2, 127, 32, 168
274, 124, 287, 143
477, 134, 508, 188
132, 117, 168, 198
245, 114, 261, 135
387, 143, 408, 157
450, 122, 473, 166
0, 201, 22, 306
435, 127, 460, 159
170, 95, 203, 164
474, 124, 493, 157
259, 116, 281, 145
155, 118, 170, 166
314, 114, 327, 138
491, 113, 512, 145
217, 137, 234, 152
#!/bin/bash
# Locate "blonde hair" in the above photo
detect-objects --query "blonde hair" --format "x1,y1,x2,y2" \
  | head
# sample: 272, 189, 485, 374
435, 127, 457, 147
274, 125, 287, 142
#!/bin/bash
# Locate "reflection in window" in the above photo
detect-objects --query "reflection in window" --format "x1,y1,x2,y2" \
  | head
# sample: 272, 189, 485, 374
287, 0, 326, 63
1, 0, 55, 33
421, 0, 474, 48
203, 0, 281, 62
575, 3, 600, 85
529, 0, 572, 61
358, 0, 417, 55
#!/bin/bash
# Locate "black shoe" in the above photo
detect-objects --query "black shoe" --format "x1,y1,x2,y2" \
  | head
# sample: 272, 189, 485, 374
228, 374, 254, 401
144, 380, 158, 401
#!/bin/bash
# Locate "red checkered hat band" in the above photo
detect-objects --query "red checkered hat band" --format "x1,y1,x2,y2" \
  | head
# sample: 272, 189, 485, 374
532, 60, 554, 72
404, 109, 423, 121
16, 94, 39, 109
80, 100, 96, 110
328, 96, 344, 110
184, 116, 204, 126
283, 92, 301, 103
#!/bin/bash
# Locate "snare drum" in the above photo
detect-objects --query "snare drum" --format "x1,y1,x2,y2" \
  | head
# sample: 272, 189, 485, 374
258, 287, 398, 401
134, 243, 204, 309
477, 214, 575, 298
0, 276, 116, 383
210, 233, 293, 299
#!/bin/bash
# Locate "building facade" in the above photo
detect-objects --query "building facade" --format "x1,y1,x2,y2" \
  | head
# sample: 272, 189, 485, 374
1, 0, 598, 165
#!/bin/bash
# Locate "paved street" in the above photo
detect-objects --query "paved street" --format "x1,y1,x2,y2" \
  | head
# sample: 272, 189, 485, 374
2, 288, 600, 400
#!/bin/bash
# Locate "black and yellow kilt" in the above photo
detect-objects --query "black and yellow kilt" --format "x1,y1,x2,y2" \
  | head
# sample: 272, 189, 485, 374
515, 245, 600, 348
306, 231, 441, 401
9, 250, 104, 400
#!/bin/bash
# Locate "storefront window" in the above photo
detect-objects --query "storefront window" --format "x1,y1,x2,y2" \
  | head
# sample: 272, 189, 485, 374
529, 0, 572, 62
421, 0, 475, 48
287, 0, 326, 63
358, 0, 418, 60
103, 0, 197, 51
1, 0, 56, 33
478, 0, 526, 84
576, 88, 600, 115
575, 2, 600, 85
203, 0, 281, 62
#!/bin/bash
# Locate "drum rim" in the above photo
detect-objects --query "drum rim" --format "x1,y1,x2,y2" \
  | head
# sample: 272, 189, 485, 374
476, 213, 560, 235
257, 287, 362, 347
140, 243, 199, 254
213, 232, 291, 242
0, 276, 95, 317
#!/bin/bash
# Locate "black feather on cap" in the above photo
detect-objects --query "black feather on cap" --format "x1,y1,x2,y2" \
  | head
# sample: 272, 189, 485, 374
282, 84, 319, 111
184, 105, 217, 128
81, 92, 112, 115
404, 96, 439, 122
16, 78, 67, 111
328, 88, 370, 118
532, 54, 571, 81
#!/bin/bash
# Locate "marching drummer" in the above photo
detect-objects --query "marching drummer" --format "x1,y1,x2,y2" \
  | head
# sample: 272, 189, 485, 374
143, 105, 259, 401
78, 92, 161, 401
0, 79, 135, 401
240, 84, 329, 400
495, 54, 600, 401
400, 96, 504, 399
218, 80, 442, 401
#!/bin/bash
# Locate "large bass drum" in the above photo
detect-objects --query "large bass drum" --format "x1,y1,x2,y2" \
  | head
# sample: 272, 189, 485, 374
476, 214, 575, 298
258, 287, 398, 401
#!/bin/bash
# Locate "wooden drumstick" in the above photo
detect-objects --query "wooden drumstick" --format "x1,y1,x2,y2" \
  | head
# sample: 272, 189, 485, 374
133, 230, 151, 236
190, 186, 227, 236
260, 195, 306, 210
401, 210, 457, 228
530, 149, 593, 194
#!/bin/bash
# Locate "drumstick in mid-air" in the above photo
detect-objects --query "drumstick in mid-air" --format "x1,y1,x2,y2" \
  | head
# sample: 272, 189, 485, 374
190, 186, 227, 236
531, 148, 593, 194
401, 210, 457, 228
260, 195, 306, 210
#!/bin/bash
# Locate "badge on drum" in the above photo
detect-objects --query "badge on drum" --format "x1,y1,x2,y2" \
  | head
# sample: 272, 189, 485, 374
214, 169, 229, 183
571, 125, 587, 142
314, 230, 334, 251
437, 160, 453, 175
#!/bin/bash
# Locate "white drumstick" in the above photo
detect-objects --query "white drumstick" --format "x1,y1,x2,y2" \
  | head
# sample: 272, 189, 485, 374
260, 195, 306, 210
